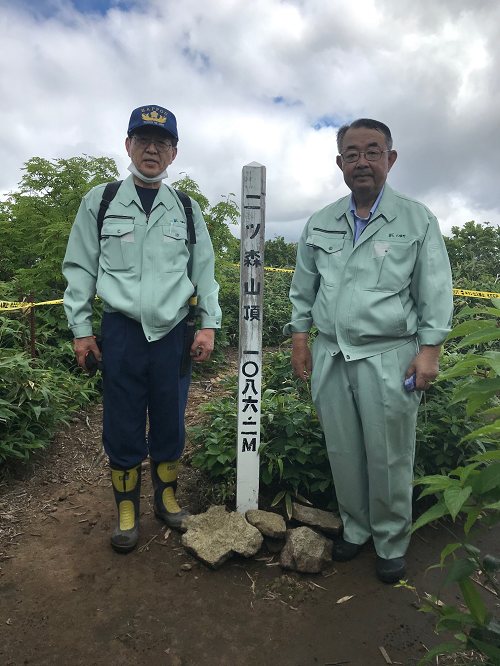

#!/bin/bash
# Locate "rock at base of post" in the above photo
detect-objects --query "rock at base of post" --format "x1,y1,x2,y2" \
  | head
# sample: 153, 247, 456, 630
292, 502, 343, 535
245, 509, 287, 539
280, 526, 333, 573
181, 505, 263, 569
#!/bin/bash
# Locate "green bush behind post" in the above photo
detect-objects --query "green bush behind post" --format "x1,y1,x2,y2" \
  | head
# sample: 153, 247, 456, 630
190, 347, 333, 514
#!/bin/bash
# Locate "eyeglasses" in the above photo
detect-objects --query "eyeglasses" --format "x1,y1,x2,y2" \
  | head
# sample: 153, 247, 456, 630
132, 135, 173, 151
340, 148, 390, 163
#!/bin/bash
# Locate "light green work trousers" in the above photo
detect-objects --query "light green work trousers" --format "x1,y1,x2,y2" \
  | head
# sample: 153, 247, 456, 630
311, 336, 421, 559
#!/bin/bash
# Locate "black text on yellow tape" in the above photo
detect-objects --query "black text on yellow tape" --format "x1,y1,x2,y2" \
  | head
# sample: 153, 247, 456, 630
0, 298, 64, 311
453, 289, 500, 300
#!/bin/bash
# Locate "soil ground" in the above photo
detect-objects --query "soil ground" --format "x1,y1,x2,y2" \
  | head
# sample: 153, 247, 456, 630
0, 350, 498, 666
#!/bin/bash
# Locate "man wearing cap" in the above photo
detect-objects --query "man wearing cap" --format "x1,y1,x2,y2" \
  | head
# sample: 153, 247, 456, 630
63, 105, 221, 553
285, 119, 453, 582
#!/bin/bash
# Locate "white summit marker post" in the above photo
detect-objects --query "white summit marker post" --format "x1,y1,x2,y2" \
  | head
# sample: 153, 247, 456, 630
236, 162, 266, 513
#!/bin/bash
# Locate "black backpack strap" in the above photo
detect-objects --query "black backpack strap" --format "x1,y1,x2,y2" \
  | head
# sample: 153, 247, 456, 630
97, 180, 123, 240
174, 188, 196, 246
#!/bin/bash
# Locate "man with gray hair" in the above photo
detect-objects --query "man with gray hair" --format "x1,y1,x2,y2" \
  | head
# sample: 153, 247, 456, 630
63, 105, 221, 554
285, 119, 453, 582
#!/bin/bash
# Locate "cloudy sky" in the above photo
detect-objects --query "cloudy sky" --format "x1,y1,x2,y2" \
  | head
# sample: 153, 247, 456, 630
0, 0, 498, 241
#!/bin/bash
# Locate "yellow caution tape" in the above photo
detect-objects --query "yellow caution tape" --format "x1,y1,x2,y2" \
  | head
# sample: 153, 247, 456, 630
264, 266, 295, 273
453, 289, 500, 300
0, 301, 28, 310
0, 287, 499, 312
0, 298, 64, 311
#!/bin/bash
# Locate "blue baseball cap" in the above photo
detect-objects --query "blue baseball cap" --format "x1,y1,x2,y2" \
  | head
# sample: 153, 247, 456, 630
128, 105, 178, 140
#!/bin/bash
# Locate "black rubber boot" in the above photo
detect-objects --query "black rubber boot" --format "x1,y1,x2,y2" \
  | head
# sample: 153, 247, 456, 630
110, 464, 141, 554
376, 556, 406, 583
150, 459, 189, 531
331, 538, 365, 562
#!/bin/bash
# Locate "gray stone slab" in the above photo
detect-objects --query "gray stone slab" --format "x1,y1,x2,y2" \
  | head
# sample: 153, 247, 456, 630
246, 509, 287, 538
181, 505, 263, 569
292, 502, 343, 535
280, 526, 333, 573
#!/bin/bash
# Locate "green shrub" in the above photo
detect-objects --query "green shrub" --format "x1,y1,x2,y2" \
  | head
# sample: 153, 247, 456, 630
190, 352, 332, 506
407, 310, 500, 664
191, 344, 494, 508
0, 347, 100, 464
415, 359, 489, 478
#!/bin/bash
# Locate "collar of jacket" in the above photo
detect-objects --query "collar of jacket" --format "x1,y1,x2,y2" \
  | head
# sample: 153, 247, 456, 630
118, 173, 176, 212
333, 182, 397, 224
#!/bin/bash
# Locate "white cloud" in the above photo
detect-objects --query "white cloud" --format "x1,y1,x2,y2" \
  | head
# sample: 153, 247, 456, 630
0, 0, 499, 242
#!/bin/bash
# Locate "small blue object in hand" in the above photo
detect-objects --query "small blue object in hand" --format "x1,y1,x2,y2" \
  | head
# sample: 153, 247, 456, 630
404, 372, 416, 392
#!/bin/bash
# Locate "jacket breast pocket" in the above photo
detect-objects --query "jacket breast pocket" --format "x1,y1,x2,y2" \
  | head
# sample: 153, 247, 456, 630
100, 221, 135, 271
306, 233, 345, 286
370, 240, 417, 292
161, 224, 190, 272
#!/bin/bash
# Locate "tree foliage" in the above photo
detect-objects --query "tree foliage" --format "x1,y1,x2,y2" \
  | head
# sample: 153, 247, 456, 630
264, 235, 298, 269
0, 155, 119, 297
171, 173, 240, 260
444, 221, 500, 285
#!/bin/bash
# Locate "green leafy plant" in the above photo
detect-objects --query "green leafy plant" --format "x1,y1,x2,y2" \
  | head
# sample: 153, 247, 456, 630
409, 299, 500, 666
414, 366, 489, 478
410, 456, 500, 665
0, 348, 99, 464
190, 354, 332, 507
270, 488, 312, 520
191, 342, 487, 510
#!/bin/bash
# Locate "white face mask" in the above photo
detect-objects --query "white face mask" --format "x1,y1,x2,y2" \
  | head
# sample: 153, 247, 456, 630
127, 161, 169, 184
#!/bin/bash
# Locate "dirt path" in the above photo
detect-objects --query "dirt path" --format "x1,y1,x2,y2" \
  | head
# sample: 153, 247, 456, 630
0, 355, 498, 666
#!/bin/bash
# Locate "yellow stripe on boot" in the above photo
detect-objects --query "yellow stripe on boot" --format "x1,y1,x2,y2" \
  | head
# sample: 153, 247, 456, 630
162, 486, 182, 514
151, 459, 189, 531
157, 462, 182, 514
118, 500, 136, 531
110, 464, 141, 554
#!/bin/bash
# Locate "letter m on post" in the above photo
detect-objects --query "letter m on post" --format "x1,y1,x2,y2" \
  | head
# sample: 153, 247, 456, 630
242, 437, 257, 452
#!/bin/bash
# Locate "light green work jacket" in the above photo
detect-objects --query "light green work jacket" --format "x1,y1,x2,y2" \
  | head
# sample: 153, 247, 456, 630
284, 184, 453, 360
63, 175, 221, 341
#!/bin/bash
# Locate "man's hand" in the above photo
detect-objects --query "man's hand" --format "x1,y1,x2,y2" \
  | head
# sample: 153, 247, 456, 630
191, 328, 215, 362
406, 345, 441, 391
74, 336, 101, 371
291, 332, 312, 382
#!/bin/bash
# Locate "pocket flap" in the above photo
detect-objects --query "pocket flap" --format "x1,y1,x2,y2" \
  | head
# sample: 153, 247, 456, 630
306, 234, 345, 254
101, 223, 135, 237
162, 224, 189, 242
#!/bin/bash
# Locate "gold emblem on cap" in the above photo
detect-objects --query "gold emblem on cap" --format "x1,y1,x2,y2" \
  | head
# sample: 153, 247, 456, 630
142, 109, 167, 124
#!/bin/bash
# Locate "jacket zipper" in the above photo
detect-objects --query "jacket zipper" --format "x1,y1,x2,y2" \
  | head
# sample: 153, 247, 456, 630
145, 203, 162, 225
